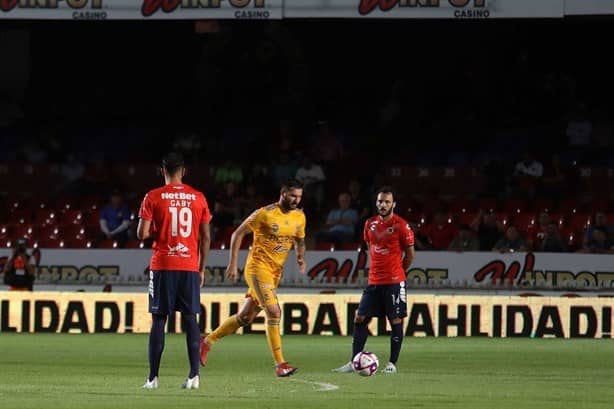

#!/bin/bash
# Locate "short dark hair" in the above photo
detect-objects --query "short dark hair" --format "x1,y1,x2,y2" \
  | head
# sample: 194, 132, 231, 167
281, 179, 304, 192
376, 185, 396, 200
162, 152, 185, 175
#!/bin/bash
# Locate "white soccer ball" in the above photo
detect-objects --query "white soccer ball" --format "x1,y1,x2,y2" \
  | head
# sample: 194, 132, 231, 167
352, 351, 379, 376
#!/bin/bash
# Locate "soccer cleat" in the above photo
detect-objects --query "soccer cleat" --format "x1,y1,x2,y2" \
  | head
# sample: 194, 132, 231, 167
142, 376, 159, 389
199, 336, 211, 366
275, 362, 298, 377
181, 375, 200, 389
332, 362, 354, 373
381, 362, 397, 374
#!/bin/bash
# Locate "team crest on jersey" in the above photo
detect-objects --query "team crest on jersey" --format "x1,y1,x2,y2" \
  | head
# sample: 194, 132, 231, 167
271, 223, 279, 233
369, 221, 379, 231
387, 227, 395, 234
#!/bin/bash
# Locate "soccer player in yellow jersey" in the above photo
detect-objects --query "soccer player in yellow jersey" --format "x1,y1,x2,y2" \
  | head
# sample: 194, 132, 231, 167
200, 179, 307, 377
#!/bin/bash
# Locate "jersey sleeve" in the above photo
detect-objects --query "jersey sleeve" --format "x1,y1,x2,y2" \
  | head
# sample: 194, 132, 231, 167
400, 222, 415, 248
139, 193, 153, 221
363, 221, 370, 245
245, 208, 265, 232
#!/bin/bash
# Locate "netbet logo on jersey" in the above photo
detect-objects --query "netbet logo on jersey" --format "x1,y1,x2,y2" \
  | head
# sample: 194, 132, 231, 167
1, 0, 102, 11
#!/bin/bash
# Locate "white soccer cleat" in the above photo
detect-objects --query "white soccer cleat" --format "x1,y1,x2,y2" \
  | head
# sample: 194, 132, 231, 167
332, 361, 354, 373
181, 375, 200, 389
142, 376, 159, 389
381, 362, 397, 374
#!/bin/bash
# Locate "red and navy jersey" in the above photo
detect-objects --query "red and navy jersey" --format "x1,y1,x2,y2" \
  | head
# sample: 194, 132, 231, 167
139, 183, 212, 272
363, 214, 414, 285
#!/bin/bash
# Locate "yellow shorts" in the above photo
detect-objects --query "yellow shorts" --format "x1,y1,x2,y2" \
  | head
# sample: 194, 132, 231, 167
244, 263, 281, 308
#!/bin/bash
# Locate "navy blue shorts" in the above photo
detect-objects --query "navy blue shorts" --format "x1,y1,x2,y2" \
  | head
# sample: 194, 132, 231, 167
356, 282, 407, 321
148, 270, 200, 315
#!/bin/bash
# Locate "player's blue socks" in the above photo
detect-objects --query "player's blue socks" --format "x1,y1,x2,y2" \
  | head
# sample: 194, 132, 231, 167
352, 321, 369, 359
183, 314, 200, 378
390, 323, 403, 364
148, 314, 167, 381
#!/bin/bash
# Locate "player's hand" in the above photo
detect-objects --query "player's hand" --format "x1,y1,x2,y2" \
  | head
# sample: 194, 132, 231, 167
199, 271, 205, 287
226, 265, 239, 282
297, 255, 306, 274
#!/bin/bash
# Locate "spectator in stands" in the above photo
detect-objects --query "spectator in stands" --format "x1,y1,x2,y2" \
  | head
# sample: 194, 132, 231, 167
493, 226, 527, 253
408, 221, 432, 250
511, 150, 543, 201
309, 120, 345, 169
448, 224, 479, 252
316, 192, 359, 246
526, 211, 551, 251
99, 190, 132, 246
538, 221, 567, 252
421, 210, 457, 250
213, 159, 243, 188
2, 239, 35, 291
58, 153, 86, 195
348, 178, 371, 238
295, 155, 326, 215
212, 180, 243, 239
471, 210, 505, 251
271, 151, 298, 187
579, 226, 613, 254
583, 211, 614, 249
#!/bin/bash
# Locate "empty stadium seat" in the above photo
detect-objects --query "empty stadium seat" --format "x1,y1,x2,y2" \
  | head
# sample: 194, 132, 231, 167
315, 241, 336, 251
59, 209, 84, 225
98, 239, 119, 249
33, 208, 57, 226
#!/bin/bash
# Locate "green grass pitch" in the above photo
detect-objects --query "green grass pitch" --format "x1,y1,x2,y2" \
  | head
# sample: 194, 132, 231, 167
0, 333, 612, 409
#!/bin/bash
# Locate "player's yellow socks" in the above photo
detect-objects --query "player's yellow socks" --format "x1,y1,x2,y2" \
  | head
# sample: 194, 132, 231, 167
266, 318, 284, 364
207, 315, 241, 344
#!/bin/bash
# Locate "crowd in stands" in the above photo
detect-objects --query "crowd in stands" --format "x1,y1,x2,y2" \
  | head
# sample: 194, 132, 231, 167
1, 18, 614, 253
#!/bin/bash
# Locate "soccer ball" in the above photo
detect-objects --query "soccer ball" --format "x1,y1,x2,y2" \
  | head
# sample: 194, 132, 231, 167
352, 351, 379, 376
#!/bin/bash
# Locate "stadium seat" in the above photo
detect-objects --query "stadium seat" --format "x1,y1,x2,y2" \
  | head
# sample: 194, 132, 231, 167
567, 213, 591, 232
315, 241, 336, 251
210, 239, 227, 249
502, 198, 528, 214
80, 195, 103, 212
10, 208, 34, 225
531, 198, 554, 213
11, 224, 36, 240
98, 239, 119, 249
59, 209, 84, 226
455, 211, 477, 226
63, 237, 93, 248
477, 197, 498, 213
54, 196, 78, 212
558, 198, 580, 215
0, 224, 10, 239
60, 225, 87, 243
38, 225, 61, 241
34, 237, 62, 249
447, 196, 474, 214
33, 208, 58, 226
0, 237, 11, 248
124, 239, 146, 249
512, 212, 535, 232
336, 242, 363, 251
85, 209, 101, 227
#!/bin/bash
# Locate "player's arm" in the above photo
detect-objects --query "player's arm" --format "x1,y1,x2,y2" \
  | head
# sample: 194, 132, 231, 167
198, 221, 211, 287
137, 218, 152, 240
403, 245, 415, 273
294, 237, 306, 274
225, 220, 251, 282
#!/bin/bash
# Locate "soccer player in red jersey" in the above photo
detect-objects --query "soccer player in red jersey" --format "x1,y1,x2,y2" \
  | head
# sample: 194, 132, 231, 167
138, 152, 212, 389
333, 186, 415, 374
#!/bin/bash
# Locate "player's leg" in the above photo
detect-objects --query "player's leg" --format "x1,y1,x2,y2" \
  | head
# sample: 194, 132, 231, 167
175, 271, 202, 387
144, 270, 171, 388
333, 286, 378, 373
145, 313, 167, 387
200, 297, 261, 366
382, 282, 408, 374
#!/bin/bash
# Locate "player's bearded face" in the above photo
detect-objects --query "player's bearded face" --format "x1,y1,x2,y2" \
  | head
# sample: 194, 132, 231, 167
282, 189, 302, 210
376, 193, 394, 217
